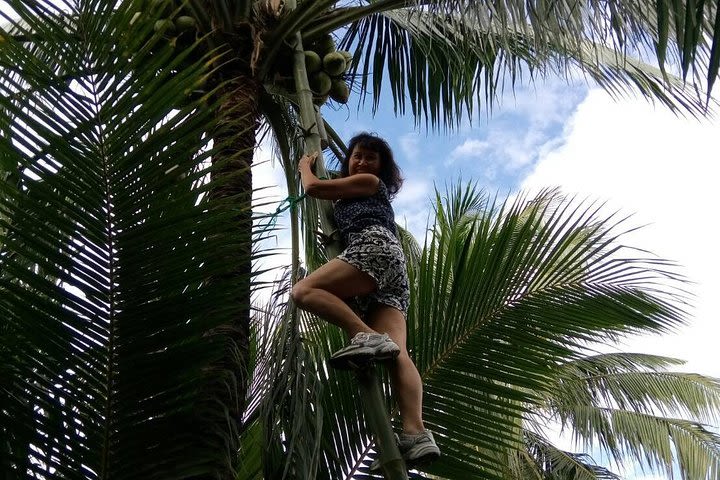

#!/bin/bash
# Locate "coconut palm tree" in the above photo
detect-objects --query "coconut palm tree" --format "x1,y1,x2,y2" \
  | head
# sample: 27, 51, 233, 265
2, 0, 720, 479
249, 185, 720, 479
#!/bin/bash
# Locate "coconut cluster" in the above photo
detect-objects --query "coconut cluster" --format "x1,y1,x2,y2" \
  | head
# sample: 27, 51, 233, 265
270, 34, 352, 106
126, 0, 206, 108
304, 35, 352, 105
151, 15, 197, 37
142, 0, 200, 41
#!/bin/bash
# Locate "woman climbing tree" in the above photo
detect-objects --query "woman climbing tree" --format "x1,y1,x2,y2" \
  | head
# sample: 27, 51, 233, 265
291, 132, 441, 469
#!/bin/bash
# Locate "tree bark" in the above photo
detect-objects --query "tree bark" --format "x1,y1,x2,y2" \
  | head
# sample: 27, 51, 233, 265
204, 72, 261, 479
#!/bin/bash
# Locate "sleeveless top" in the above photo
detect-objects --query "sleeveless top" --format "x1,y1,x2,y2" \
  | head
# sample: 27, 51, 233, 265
334, 180, 397, 242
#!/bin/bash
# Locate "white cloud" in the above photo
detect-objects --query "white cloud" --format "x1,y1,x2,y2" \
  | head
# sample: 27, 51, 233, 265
486, 128, 541, 170
448, 81, 584, 173
503, 79, 586, 130
395, 177, 431, 205
521, 88, 720, 378
394, 177, 434, 240
448, 139, 491, 164
399, 132, 422, 160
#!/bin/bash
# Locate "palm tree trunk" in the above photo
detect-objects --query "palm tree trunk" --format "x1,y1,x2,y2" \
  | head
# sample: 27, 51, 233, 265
205, 72, 261, 477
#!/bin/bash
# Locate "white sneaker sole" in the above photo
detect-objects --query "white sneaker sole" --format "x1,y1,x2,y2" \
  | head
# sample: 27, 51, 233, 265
405, 446, 440, 468
329, 344, 400, 370
369, 446, 440, 472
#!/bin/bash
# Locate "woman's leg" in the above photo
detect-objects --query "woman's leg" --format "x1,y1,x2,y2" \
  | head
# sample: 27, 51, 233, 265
366, 305, 425, 434
291, 258, 377, 337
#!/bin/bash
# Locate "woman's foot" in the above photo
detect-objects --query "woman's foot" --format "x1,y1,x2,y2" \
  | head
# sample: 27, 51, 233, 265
369, 430, 441, 471
398, 430, 441, 467
329, 332, 400, 370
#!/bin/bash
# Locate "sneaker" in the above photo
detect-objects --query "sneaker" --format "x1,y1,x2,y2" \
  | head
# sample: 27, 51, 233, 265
369, 430, 440, 471
399, 430, 440, 468
329, 332, 400, 370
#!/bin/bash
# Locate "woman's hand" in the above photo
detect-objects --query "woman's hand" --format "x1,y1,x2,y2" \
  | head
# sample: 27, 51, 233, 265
299, 152, 319, 172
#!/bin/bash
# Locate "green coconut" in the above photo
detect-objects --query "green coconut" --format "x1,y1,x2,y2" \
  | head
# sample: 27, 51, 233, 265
175, 15, 197, 32
338, 50, 353, 66
304, 50, 322, 73
329, 79, 350, 104
154, 19, 176, 35
314, 34, 336, 56
323, 52, 346, 76
309, 71, 332, 96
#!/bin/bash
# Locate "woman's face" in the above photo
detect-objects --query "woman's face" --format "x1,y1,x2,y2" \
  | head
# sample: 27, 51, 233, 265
348, 145, 381, 177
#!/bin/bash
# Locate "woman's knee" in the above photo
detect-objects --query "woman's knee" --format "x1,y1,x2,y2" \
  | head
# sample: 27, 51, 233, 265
290, 281, 312, 308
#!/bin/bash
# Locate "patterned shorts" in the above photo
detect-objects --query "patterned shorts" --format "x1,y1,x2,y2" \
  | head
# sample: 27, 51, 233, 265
337, 225, 410, 317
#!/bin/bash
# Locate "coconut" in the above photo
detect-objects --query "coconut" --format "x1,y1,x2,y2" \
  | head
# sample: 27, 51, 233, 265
323, 52, 346, 76
309, 71, 332, 96
338, 50, 353, 66
314, 34, 336, 56
329, 80, 350, 104
304, 50, 322, 73
154, 19, 176, 35
175, 15, 197, 32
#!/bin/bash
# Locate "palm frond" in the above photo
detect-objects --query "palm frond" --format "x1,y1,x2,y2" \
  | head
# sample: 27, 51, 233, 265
406, 185, 689, 478
329, 2, 713, 131
561, 406, 720, 479
253, 273, 324, 480
527, 352, 720, 479
516, 430, 621, 480
249, 183, 705, 479
0, 0, 256, 477
547, 353, 720, 425
396, 223, 422, 275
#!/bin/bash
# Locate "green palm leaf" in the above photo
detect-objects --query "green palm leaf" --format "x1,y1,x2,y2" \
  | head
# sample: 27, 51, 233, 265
406, 186, 688, 478
537, 353, 720, 479
0, 0, 258, 477
320, 2, 714, 130
547, 353, 720, 424
517, 430, 621, 480
558, 406, 720, 479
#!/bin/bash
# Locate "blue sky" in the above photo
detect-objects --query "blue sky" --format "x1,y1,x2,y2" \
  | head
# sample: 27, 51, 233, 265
253, 74, 720, 479
314, 78, 588, 238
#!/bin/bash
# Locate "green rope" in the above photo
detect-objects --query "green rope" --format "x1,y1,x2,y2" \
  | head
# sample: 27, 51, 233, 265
256, 176, 327, 239
275, 192, 307, 216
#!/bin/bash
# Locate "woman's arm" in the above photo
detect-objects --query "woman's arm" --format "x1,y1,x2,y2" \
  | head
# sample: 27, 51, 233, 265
299, 152, 379, 200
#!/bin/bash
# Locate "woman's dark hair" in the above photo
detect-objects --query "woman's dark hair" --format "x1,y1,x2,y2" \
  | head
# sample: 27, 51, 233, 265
342, 132, 403, 199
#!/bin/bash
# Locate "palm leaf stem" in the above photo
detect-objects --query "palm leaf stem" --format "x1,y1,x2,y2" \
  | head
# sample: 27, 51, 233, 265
322, 118, 348, 162
355, 368, 409, 479
289, 18, 339, 257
